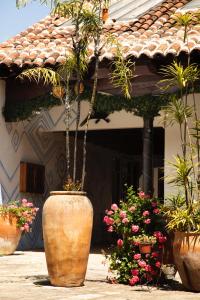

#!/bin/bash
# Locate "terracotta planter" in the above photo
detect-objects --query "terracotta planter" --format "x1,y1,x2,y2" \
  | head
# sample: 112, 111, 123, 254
139, 243, 152, 254
173, 231, 200, 291
43, 191, 93, 287
102, 8, 109, 22
0, 214, 21, 255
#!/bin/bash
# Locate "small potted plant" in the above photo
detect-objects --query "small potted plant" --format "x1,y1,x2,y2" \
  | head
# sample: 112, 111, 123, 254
133, 235, 157, 254
0, 199, 39, 255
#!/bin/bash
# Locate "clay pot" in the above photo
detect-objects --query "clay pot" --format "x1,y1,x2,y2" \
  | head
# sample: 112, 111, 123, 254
102, 8, 109, 23
43, 191, 93, 287
0, 214, 21, 255
139, 243, 152, 254
173, 231, 200, 291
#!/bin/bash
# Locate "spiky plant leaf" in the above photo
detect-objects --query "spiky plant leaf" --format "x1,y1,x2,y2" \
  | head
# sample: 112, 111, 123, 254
18, 67, 61, 86
159, 61, 200, 91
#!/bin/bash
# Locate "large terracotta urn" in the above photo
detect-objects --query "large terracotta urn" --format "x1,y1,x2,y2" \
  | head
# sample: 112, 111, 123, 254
173, 231, 200, 291
43, 191, 93, 287
0, 214, 21, 255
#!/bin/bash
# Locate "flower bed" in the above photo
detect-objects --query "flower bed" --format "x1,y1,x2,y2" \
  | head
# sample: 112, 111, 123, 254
104, 186, 167, 285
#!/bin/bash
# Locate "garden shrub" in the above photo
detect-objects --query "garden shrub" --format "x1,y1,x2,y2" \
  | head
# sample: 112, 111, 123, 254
103, 186, 167, 285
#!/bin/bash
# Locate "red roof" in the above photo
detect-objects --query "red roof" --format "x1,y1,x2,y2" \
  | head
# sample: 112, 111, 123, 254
0, 0, 198, 69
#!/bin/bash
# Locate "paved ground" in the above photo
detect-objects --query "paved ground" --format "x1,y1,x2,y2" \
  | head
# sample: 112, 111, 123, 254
0, 251, 200, 300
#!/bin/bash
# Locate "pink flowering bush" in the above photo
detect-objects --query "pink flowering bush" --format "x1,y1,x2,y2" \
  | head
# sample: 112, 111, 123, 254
104, 186, 167, 285
0, 199, 39, 232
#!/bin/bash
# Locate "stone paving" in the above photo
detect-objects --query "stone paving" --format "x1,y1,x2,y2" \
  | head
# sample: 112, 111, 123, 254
1, 251, 200, 300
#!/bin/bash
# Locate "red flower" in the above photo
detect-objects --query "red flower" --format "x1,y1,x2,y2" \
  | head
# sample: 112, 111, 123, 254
131, 269, 139, 276
143, 210, 150, 217
144, 218, 151, 224
129, 276, 139, 286
155, 261, 161, 268
107, 226, 113, 232
151, 201, 157, 207
111, 203, 118, 211
103, 216, 114, 225
133, 253, 141, 260
158, 236, 167, 243
151, 252, 159, 258
138, 260, 147, 268
153, 208, 160, 214
117, 239, 123, 247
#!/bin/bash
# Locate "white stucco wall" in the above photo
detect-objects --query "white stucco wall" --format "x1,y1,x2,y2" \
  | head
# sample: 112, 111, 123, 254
0, 80, 66, 249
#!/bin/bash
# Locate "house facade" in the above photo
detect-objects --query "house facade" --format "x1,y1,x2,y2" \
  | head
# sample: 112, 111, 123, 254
0, 0, 199, 248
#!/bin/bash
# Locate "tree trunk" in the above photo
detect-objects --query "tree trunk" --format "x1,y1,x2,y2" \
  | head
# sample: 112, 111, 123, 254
142, 116, 154, 195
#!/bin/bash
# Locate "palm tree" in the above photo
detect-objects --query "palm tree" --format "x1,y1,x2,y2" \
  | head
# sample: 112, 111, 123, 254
17, 0, 134, 190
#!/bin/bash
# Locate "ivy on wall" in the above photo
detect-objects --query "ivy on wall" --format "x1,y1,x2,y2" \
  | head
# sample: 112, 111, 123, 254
3, 93, 61, 122
3, 87, 175, 123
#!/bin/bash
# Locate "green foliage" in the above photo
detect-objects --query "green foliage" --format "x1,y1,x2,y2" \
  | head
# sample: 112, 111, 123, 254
104, 186, 166, 285
163, 195, 200, 232
63, 176, 82, 191
3, 93, 60, 122
18, 67, 61, 86
162, 96, 193, 127
111, 42, 135, 99
159, 61, 200, 91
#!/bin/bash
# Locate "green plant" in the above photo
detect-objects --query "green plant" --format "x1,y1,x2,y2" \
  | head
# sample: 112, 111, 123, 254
159, 10, 200, 229
104, 186, 166, 285
17, 0, 134, 192
63, 176, 82, 191
132, 235, 157, 245
0, 199, 39, 232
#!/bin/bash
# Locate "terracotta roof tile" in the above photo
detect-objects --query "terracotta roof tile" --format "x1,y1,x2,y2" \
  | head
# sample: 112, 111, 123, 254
0, 0, 199, 69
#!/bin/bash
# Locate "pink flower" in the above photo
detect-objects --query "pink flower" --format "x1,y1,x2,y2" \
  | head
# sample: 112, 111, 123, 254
144, 218, 151, 224
107, 210, 114, 215
138, 191, 145, 199
129, 276, 139, 285
143, 210, 150, 217
107, 226, 113, 232
145, 254, 150, 258
151, 201, 158, 207
153, 208, 160, 214
122, 217, 129, 224
153, 231, 162, 238
144, 265, 151, 272
131, 269, 139, 276
133, 253, 141, 260
119, 211, 127, 219
133, 241, 140, 246
155, 261, 161, 268
131, 225, 139, 233
129, 206, 136, 212
26, 202, 33, 207
158, 236, 167, 243
21, 199, 27, 206
151, 252, 159, 258
24, 223, 29, 232
117, 239, 123, 247
103, 216, 114, 225
111, 203, 118, 211
138, 260, 147, 268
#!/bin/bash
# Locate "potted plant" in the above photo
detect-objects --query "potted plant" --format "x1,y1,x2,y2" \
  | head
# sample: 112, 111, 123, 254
104, 187, 167, 285
17, 0, 133, 288
133, 235, 156, 254
0, 199, 39, 255
159, 10, 200, 291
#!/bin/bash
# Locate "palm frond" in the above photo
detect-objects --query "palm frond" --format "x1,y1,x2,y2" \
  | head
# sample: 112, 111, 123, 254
18, 67, 61, 86
111, 42, 135, 99
162, 96, 193, 127
159, 61, 200, 91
